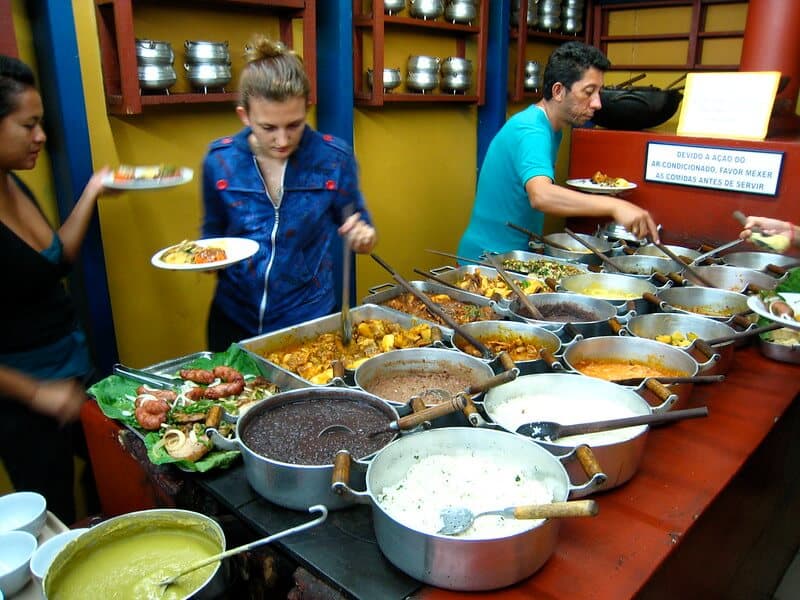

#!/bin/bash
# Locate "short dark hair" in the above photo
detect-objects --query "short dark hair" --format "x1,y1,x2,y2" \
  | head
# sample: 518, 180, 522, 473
0, 55, 36, 119
542, 42, 610, 100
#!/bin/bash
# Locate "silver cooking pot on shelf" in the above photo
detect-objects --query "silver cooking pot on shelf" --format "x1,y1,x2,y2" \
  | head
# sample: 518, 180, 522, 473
135, 39, 174, 66
444, 0, 477, 24
409, 0, 444, 19
137, 64, 177, 90
184, 40, 230, 64
184, 63, 232, 89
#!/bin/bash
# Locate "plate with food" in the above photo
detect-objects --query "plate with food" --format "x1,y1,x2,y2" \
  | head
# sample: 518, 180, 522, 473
747, 292, 800, 330
151, 237, 259, 271
103, 165, 194, 190
566, 171, 637, 194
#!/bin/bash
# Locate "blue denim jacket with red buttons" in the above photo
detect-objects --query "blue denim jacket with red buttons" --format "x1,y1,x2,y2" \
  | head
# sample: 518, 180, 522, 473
201, 125, 372, 337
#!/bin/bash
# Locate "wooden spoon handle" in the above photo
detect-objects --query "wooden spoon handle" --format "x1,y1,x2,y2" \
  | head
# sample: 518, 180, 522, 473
559, 406, 708, 437
513, 500, 598, 519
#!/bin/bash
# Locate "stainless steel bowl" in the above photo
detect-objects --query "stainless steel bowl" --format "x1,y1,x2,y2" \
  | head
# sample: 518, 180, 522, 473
406, 70, 439, 92
407, 55, 441, 73
137, 64, 177, 90
184, 63, 232, 88
184, 40, 230, 64
721, 251, 797, 271
562, 16, 583, 33
441, 72, 472, 93
538, 13, 562, 29
682, 265, 780, 293
441, 56, 473, 76
135, 39, 174, 66
367, 68, 402, 92
635, 244, 702, 263
384, 0, 406, 14
524, 75, 540, 91
409, 0, 444, 19
444, 0, 477, 24
524, 60, 541, 76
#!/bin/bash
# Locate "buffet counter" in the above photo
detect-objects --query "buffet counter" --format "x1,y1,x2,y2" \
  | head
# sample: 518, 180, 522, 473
82, 345, 800, 599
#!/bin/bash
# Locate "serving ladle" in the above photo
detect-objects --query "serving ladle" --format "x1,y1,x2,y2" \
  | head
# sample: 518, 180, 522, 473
514, 406, 708, 441
438, 499, 599, 536
157, 505, 328, 591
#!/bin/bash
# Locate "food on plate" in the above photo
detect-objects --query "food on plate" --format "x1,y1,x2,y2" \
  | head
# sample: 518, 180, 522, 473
577, 283, 640, 300
376, 453, 553, 538
654, 330, 699, 348
263, 319, 436, 384
590, 171, 630, 187
160, 240, 228, 265
382, 292, 495, 325
571, 358, 686, 381
363, 368, 481, 405
113, 164, 181, 182
455, 333, 545, 361
768, 299, 797, 320
501, 257, 583, 281
454, 269, 547, 299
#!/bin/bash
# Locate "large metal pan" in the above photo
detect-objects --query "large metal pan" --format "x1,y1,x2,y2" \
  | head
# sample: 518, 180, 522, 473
644, 286, 752, 326
680, 265, 781, 293
541, 232, 616, 266
635, 243, 702, 263
332, 427, 604, 590
426, 264, 550, 306
721, 251, 798, 272
490, 250, 588, 282
557, 272, 662, 315
603, 254, 684, 281
482, 373, 676, 492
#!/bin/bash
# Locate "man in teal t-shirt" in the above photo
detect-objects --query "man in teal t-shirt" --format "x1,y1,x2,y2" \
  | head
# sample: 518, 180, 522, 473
458, 42, 659, 261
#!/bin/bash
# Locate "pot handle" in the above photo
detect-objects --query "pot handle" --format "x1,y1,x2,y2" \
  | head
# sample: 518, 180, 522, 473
690, 339, 721, 370
668, 272, 688, 286
540, 348, 564, 371
467, 368, 518, 394
563, 322, 583, 342
651, 271, 670, 286
331, 450, 371, 504
430, 265, 456, 275
367, 282, 397, 294
730, 313, 755, 329
642, 291, 663, 309
496, 351, 518, 373
607, 317, 624, 335
545, 277, 559, 292
561, 445, 607, 498
461, 395, 487, 426
394, 394, 466, 430
644, 380, 679, 414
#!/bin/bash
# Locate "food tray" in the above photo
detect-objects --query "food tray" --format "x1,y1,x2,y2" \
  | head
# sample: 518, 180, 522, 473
426, 265, 551, 306
489, 250, 589, 281
238, 304, 452, 386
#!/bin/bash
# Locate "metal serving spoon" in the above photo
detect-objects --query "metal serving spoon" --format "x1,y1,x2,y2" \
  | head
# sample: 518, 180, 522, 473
438, 499, 598, 536
514, 406, 708, 441
157, 505, 327, 591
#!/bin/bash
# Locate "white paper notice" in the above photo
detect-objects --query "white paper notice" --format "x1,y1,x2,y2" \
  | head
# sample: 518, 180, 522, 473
645, 142, 784, 196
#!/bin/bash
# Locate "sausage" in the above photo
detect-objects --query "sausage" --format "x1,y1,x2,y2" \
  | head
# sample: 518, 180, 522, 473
769, 300, 796, 319
212, 366, 245, 383
134, 396, 170, 430
179, 369, 215, 384
203, 379, 245, 399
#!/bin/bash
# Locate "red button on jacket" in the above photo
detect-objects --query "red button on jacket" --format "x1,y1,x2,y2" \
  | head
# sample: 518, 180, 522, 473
325, 180, 336, 190
216, 179, 228, 190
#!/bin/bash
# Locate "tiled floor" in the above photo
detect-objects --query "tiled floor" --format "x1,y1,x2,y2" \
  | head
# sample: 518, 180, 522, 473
774, 548, 800, 599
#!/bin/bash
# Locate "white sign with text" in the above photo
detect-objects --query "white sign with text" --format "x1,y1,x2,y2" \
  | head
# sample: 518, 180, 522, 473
644, 142, 784, 196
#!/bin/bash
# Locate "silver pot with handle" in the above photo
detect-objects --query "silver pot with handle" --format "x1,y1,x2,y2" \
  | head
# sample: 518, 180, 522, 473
680, 265, 781, 293
409, 0, 444, 19
721, 251, 798, 272
332, 427, 604, 590
644, 286, 752, 325
184, 63, 232, 89
444, 0, 477, 24
137, 64, 177, 90
184, 40, 230, 64
542, 232, 617, 266
558, 272, 661, 315
135, 39, 174, 66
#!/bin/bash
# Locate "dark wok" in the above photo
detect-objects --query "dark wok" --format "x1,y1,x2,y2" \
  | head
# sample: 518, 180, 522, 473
593, 84, 683, 131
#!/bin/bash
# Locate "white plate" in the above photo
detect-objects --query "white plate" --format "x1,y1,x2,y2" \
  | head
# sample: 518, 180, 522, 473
103, 167, 194, 190
566, 178, 638, 194
151, 237, 259, 271
747, 293, 800, 330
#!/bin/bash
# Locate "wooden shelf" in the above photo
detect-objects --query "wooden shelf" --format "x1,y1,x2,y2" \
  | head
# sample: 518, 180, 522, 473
353, 1, 488, 107
0, 0, 18, 58
94, 0, 316, 115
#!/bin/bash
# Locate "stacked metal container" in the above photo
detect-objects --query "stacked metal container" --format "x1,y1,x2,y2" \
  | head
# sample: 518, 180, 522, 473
562, 0, 584, 33
406, 55, 441, 93
135, 39, 177, 93
538, 0, 562, 31
440, 56, 473, 93
183, 40, 232, 92
524, 60, 541, 92
511, 0, 538, 28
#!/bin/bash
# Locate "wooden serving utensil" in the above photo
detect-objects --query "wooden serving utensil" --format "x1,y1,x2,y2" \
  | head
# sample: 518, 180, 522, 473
650, 239, 717, 288
425, 248, 495, 268
483, 253, 545, 320
506, 221, 574, 251
611, 374, 724, 386
371, 253, 495, 359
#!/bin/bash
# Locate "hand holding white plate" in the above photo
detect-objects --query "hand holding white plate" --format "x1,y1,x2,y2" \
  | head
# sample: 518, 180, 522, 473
747, 293, 800, 330
151, 237, 259, 271
566, 178, 638, 195
103, 166, 194, 190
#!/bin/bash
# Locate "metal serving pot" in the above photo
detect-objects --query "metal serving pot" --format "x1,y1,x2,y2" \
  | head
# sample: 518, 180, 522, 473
681, 265, 781, 293
332, 427, 603, 590
499, 292, 626, 339
407, 54, 441, 72
635, 243, 702, 263
558, 272, 660, 315
561, 336, 700, 410
483, 373, 673, 492
135, 39, 174, 66
184, 63, 232, 88
451, 320, 562, 375
543, 232, 615, 266
211, 388, 399, 510
593, 85, 684, 131
605, 254, 684, 280
354, 348, 494, 406
621, 312, 735, 376
440, 72, 472, 93
406, 70, 440, 92
384, 0, 406, 14
721, 251, 798, 272
444, 0, 477, 24
367, 67, 402, 92
43, 509, 226, 599
538, 12, 561, 29
646, 286, 751, 323
184, 40, 230, 64
562, 15, 583, 33
441, 56, 473, 75
409, 0, 444, 19
137, 64, 177, 90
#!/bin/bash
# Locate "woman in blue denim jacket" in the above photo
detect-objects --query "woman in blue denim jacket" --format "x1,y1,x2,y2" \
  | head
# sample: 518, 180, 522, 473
202, 35, 377, 350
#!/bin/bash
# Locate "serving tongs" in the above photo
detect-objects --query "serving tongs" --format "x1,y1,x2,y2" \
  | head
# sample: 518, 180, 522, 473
506, 221, 574, 252
113, 363, 178, 390
371, 253, 496, 359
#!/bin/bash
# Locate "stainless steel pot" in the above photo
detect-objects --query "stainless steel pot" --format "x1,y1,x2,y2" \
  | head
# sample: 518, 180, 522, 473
721, 251, 797, 272
332, 427, 602, 590
444, 0, 477, 24
409, 0, 444, 19
539, 0, 563, 15
563, 5, 583, 18
524, 60, 541, 76
384, 0, 406, 14
406, 70, 439, 92
407, 54, 441, 72
543, 232, 615, 266
524, 75, 540, 91
367, 67, 402, 92
560, 335, 700, 410
605, 254, 684, 279
451, 320, 562, 375
483, 373, 670, 492
43, 509, 226, 599
441, 56, 473, 75
184, 63, 232, 89
184, 40, 230, 64
212, 387, 399, 510
682, 265, 780, 293
562, 16, 583, 33
558, 272, 660, 315
441, 72, 472, 93
622, 312, 735, 376
135, 39, 174, 66
538, 13, 562, 29
137, 64, 177, 90
635, 243, 702, 263
759, 331, 800, 364
647, 286, 751, 322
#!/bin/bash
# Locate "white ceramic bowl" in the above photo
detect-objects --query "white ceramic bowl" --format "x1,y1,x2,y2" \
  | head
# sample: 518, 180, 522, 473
0, 492, 47, 537
0, 530, 37, 596
30, 528, 88, 584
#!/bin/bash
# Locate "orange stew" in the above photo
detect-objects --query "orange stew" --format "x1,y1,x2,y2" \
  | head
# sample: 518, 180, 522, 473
573, 359, 685, 381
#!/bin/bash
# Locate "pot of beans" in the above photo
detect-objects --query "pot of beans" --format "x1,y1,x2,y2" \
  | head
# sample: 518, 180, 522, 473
483, 373, 680, 492
331, 427, 605, 591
